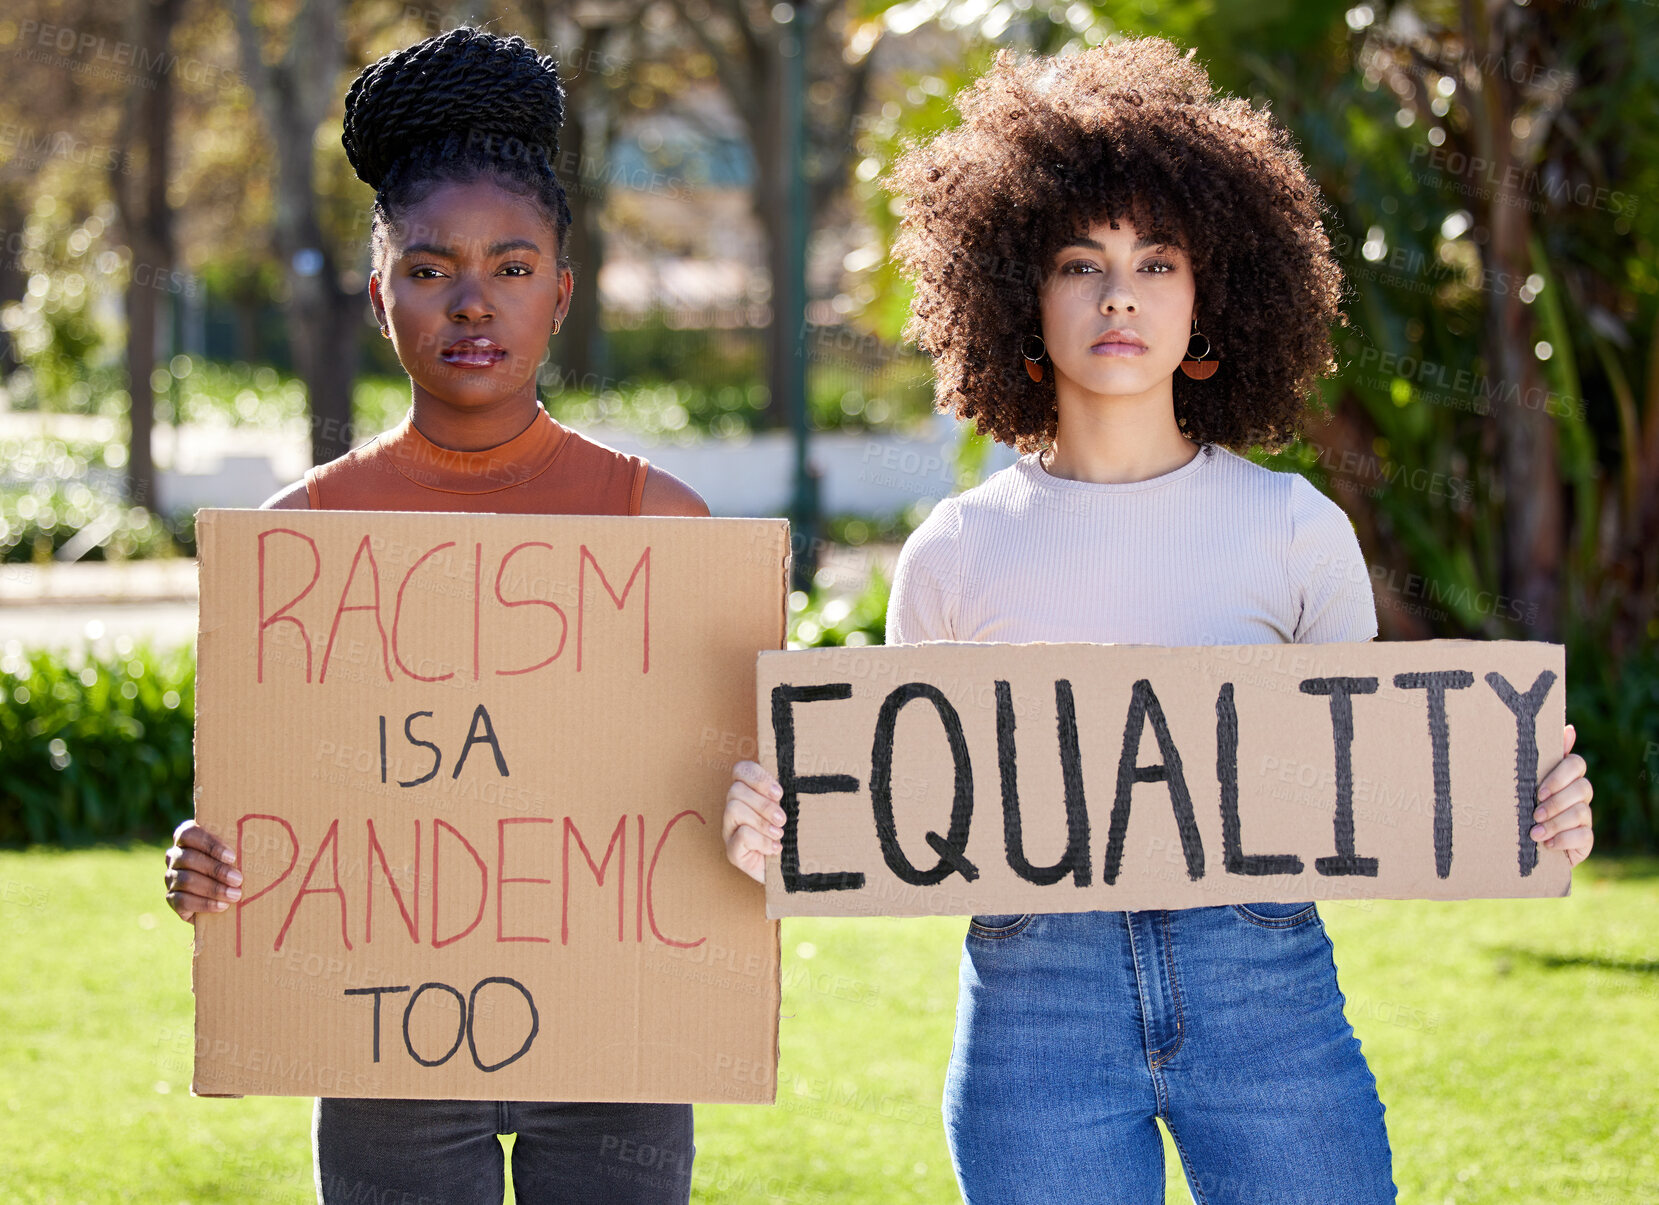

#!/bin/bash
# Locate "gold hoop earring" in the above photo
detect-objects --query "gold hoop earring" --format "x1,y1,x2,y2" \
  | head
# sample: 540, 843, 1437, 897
1021, 334, 1046, 384
1180, 318, 1218, 380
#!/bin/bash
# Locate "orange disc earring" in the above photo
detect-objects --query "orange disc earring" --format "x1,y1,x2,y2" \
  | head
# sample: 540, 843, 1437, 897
1180, 319, 1218, 380
1022, 334, 1046, 383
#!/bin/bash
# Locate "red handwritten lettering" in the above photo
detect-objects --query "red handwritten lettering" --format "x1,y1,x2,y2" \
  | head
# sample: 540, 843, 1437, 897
274, 818, 352, 952
392, 542, 457, 682
257, 529, 320, 683
432, 819, 488, 948
578, 545, 650, 673
497, 817, 556, 943
319, 536, 392, 683
366, 818, 420, 944
563, 815, 628, 944
494, 542, 568, 675
235, 813, 299, 956
647, 810, 707, 949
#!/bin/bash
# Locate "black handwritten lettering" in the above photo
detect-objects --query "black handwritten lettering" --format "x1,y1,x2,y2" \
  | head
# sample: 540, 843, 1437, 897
403, 981, 467, 1067
1300, 677, 1381, 877
452, 703, 509, 779
1394, 670, 1474, 877
466, 977, 539, 1072
1103, 679, 1205, 885
344, 984, 410, 1062
1217, 683, 1302, 876
870, 683, 978, 884
773, 684, 865, 892
401, 712, 440, 787
996, 679, 1090, 886
1484, 670, 1557, 875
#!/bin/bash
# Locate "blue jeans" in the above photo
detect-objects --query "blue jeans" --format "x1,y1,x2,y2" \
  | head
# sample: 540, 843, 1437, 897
944, 904, 1396, 1205
311, 1098, 693, 1204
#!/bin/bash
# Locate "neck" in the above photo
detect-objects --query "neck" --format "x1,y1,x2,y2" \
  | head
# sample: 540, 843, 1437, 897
1042, 377, 1198, 484
408, 388, 543, 452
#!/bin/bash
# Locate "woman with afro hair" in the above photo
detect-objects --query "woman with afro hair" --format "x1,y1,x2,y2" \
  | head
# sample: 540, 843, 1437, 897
164, 26, 706, 1204
723, 36, 1595, 1203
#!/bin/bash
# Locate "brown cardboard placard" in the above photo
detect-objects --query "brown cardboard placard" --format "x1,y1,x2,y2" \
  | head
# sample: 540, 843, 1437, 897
191, 509, 786, 1101
759, 640, 1570, 917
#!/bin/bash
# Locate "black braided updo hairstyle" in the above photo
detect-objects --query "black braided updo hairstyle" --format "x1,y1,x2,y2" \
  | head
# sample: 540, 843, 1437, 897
342, 26, 573, 273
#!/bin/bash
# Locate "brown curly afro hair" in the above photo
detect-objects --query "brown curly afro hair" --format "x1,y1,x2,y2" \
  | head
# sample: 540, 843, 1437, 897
885, 37, 1346, 453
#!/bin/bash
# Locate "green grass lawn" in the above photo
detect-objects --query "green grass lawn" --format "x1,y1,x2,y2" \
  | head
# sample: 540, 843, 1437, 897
2, 844, 1655, 1203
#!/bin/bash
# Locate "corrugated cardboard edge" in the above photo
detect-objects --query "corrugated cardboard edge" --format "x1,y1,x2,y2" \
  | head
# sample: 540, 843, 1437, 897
1559, 640, 1574, 899
189, 510, 242, 1098
762, 521, 789, 1104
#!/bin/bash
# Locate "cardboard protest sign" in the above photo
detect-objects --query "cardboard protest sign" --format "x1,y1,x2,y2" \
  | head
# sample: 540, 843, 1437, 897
758, 640, 1569, 917
192, 509, 786, 1101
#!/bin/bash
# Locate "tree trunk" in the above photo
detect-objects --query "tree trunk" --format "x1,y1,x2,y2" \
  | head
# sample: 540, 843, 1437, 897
0, 192, 27, 377
751, 51, 788, 429
1464, 0, 1561, 639
231, 0, 360, 466
114, 0, 186, 510
559, 22, 610, 391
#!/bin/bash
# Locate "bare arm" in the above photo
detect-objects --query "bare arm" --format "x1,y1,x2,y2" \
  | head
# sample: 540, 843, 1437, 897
260, 478, 311, 509
638, 464, 710, 517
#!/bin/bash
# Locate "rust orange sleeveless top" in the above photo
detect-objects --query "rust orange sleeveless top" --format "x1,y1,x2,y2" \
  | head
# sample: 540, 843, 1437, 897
303, 403, 649, 515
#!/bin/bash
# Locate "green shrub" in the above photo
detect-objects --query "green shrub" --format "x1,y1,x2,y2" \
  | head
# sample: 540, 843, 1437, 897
0, 642, 195, 845
0, 434, 188, 562
1564, 631, 1659, 851
543, 378, 768, 442
788, 568, 891, 649
0, 484, 180, 563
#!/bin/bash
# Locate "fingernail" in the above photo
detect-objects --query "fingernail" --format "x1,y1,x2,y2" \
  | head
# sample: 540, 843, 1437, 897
226, 888, 242, 900
1529, 824, 1545, 839
227, 870, 243, 885
1533, 807, 1545, 822
769, 784, 782, 799
769, 826, 782, 838
213, 900, 228, 910
223, 851, 236, 864
772, 811, 785, 826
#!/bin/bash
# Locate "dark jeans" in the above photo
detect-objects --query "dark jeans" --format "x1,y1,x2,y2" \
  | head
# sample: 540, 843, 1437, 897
312, 1098, 694, 1205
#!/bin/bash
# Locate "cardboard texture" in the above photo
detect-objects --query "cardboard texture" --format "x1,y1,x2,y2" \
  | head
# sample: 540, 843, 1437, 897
759, 640, 1570, 918
192, 509, 786, 1102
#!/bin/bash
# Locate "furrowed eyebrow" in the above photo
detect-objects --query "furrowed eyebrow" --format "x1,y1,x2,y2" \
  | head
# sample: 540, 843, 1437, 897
1058, 235, 1182, 253
402, 238, 542, 258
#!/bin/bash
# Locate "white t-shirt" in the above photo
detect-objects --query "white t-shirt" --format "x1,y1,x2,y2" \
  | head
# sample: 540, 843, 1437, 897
888, 443, 1377, 648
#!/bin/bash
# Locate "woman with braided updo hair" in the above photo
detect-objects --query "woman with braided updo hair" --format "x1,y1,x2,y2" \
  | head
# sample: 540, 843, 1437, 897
163, 26, 704, 1203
